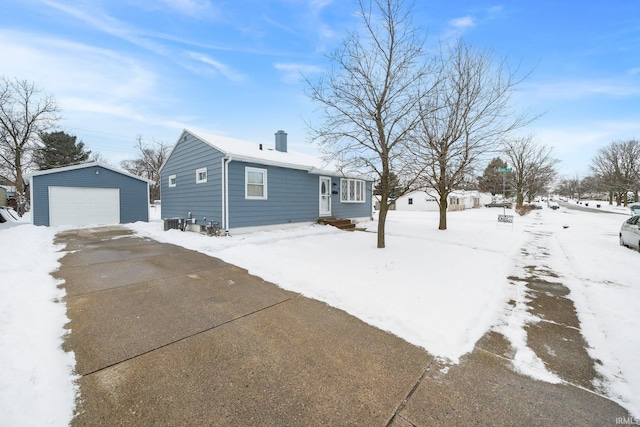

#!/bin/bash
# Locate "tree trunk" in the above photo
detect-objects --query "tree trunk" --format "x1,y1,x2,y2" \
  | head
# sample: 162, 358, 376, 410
377, 200, 388, 248
438, 193, 448, 230
15, 147, 24, 196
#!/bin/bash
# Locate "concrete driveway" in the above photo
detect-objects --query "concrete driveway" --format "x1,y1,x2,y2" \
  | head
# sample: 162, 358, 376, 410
54, 226, 630, 426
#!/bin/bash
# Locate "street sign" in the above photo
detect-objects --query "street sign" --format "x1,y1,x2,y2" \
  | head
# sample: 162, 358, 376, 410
498, 167, 512, 172
498, 214, 514, 223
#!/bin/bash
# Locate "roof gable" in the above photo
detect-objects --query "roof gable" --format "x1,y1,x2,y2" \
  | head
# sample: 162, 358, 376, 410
161, 129, 373, 181
185, 129, 330, 171
25, 162, 153, 184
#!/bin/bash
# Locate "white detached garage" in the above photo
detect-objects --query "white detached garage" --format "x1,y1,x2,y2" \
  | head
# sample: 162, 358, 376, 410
27, 162, 151, 227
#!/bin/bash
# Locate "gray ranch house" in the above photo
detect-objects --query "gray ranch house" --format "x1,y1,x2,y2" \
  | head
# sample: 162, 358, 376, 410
160, 129, 373, 234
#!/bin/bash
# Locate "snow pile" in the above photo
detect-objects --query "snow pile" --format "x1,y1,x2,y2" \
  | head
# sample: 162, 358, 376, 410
0, 207, 27, 229
0, 225, 77, 426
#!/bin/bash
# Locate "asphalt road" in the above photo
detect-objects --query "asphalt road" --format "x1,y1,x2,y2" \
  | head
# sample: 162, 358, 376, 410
559, 200, 630, 215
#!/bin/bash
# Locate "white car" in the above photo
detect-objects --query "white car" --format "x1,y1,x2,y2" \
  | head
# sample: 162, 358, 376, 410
620, 215, 640, 251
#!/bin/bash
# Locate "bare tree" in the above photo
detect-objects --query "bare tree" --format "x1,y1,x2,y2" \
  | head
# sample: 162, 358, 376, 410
306, 0, 433, 248
557, 174, 583, 200
503, 136, 558, 208
89, 151, 111, 165
411, 40, 531, 229
590, 140, 640, 206
0, 77, 60, 202
120, 135, 171, 203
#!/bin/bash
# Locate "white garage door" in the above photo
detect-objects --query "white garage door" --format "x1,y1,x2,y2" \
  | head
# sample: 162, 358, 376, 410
49, 186, 120, 227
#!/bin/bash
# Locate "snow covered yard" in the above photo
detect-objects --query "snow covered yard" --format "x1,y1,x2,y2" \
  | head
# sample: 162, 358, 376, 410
1, 204, 638, 425
0, 221, 78, 426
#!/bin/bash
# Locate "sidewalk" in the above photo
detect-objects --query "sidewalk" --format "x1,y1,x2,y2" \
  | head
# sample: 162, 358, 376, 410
55, 226, 630, 426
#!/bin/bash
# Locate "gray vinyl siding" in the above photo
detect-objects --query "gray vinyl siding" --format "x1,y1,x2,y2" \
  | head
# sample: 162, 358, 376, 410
227, 162, 373, 228
31, 165, 149, 226
331, 180, 373, 219
160, 133, 224, 225
227, 161, 318, 228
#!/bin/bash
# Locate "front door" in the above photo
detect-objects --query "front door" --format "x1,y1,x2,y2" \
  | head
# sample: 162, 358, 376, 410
319, 177, 332, 216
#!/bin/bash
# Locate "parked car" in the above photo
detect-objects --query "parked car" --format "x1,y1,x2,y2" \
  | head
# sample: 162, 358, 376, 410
548, 201, 560, 210
620, 215, 640, 251
0, 206, 20, 224
527, 203, 543, 210
485, 201, 513, 208
630, 203, 640, 215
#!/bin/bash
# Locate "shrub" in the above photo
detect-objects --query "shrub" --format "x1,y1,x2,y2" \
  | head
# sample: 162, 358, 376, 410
516, 205, 533, 216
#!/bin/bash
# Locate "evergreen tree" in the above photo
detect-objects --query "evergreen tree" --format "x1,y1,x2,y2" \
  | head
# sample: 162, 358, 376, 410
34, 131, 91, 170
477, 157, 508, 196
373, 172, 403, 198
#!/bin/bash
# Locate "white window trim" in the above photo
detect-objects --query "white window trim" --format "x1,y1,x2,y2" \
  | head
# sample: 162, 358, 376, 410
168, 174, 176, 188
196, 167, 207, 184
340, 178, 365, 203
245, 167, 268, 200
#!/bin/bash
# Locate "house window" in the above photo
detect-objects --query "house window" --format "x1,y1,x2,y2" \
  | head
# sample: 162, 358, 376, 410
196, 167, 207, 184
340, 178, 365, 203
168, 174, 176, 187
245, 167, 267, 199
408, 198, 413, 205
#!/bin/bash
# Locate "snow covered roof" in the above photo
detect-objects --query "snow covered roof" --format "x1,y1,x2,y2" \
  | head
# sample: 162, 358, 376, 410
24, 162, 154, 184
180, 129, 368, 178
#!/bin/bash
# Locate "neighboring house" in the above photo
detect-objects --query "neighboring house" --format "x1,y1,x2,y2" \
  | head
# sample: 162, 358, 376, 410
26, 162, 151, 227
0, 185, 16, 208
160, 129, 373, 234
448, 190, 481, 211
394, 191, 439, 212
395, 190, 482, 212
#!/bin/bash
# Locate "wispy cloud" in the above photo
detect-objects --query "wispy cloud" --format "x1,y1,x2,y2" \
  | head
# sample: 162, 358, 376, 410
0, 30, 158, 101
438, 14, 476, 42
449, 16, 475, 30
40, 0, 169, 55
274, 63, 323, 84
187, 52, 245, 82
523, 78, 640, 100
160, 0, 218, 19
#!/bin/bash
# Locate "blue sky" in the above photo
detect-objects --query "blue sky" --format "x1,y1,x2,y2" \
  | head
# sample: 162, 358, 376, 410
1, 0, 639, 177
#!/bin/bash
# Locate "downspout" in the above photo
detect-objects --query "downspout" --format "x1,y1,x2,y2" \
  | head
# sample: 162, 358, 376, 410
146, 182, 150, 222
224, 156, 232, 234
220, 157, 225, 230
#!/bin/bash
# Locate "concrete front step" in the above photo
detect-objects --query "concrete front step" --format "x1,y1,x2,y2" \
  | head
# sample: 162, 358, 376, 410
317, 218, 356, 230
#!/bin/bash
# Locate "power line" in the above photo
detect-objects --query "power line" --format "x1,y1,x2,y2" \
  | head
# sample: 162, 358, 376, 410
57, 125, 138, 142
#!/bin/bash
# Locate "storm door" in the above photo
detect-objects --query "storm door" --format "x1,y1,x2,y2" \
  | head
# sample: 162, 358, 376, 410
319, 177, 332, 216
